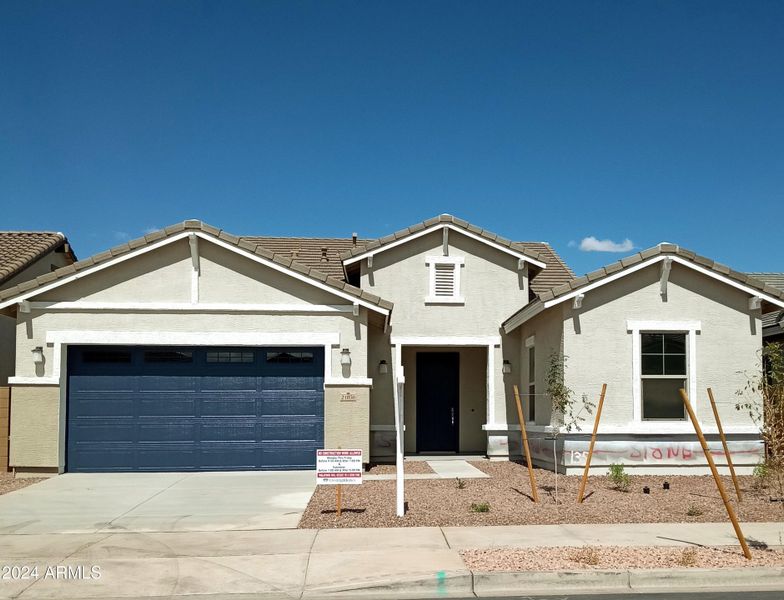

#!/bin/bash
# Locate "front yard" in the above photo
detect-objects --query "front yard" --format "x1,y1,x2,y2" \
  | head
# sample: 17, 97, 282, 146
0, 472, 43, 495
298, 460, 784, 528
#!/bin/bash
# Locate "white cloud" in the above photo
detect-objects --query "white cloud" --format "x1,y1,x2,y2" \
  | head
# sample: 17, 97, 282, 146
112, 231, 129, 241
143, 226, 160, 235
578, 236, 635, 253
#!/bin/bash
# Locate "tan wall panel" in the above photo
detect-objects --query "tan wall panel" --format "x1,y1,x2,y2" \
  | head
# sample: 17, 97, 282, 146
324, 386, 370, 461
9, 385, 60, 469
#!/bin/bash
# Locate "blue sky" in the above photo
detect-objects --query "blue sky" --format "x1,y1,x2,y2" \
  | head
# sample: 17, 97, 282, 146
1, 1, 782, 276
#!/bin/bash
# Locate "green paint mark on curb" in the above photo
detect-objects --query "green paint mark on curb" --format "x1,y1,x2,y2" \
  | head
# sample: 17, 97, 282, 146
436, 570, 446, 595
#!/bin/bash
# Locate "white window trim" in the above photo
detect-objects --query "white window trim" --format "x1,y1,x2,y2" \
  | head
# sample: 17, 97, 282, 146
627, 320, 700, 425
425, 255, 465, 304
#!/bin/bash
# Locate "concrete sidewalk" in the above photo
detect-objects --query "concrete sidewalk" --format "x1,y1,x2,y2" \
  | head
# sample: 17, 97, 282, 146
1, 522, 783, 599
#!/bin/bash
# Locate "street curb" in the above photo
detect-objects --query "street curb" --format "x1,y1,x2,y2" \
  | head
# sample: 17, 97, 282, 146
473, 566, 784, 597
302, 569, 474, 599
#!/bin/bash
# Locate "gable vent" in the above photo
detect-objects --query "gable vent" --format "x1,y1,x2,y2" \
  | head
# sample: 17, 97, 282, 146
434, 263, 456, 296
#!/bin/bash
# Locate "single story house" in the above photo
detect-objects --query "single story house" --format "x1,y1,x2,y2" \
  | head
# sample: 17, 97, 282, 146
1, 215, 782, 477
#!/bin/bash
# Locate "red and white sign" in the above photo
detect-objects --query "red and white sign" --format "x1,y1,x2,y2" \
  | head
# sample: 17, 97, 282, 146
316, 449, 363, 485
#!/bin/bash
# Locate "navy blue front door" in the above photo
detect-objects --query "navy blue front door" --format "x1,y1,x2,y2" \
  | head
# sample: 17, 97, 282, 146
66, 346, 324, 472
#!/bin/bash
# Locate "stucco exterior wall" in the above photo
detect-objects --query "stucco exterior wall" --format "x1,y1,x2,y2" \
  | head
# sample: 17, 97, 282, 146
563, 263, 761, 431
9, 385, 60, 470
515, 303, 566, 427
360, 229, 527, 337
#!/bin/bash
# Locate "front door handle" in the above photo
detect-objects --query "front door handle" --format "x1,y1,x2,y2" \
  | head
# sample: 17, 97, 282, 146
451, 407, 455, 426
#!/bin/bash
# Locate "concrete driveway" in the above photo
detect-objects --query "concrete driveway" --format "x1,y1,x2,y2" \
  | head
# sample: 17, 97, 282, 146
0, 471, 316, 534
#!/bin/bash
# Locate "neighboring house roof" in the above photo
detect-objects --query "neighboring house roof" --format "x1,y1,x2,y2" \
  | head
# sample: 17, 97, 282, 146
339, 214, 549, 270
749, 273, 784, 332
0, 221, 393, 315
241, 236, 370, 280
0, 232, 73, 288
504, 243, 784, 333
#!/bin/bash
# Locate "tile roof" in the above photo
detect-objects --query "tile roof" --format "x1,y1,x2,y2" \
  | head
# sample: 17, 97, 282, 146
0, 222, 393, 312
749, 273, 784, 330
338, 214, 549, 266
0, 232, 70, 288
241, 235, 574, 295
241, 236, 370, 280
504, 244, 784, 331
516, 241, 575, 296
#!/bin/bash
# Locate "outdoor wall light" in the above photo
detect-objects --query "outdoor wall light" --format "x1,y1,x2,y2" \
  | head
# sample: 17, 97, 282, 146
502, 360, 512, 374
378, 360, 388, 374
31, 346, 44, 365
340, 348, 352, 366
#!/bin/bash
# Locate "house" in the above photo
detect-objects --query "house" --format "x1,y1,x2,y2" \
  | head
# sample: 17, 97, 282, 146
748, 273, 784, 346
0, 232, 76, 471
0, 215, 781, 478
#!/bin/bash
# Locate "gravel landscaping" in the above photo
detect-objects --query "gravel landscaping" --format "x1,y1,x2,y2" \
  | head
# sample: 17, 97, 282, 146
0, 473, 44, 496
461, 545, 784, 570
366, 461, 434, 475
298, 460, 784, 529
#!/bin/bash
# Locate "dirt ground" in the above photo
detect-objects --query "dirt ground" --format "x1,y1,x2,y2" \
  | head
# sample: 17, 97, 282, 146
366, 461, 434, 475
0, 473, 44, 496
298, 461, 784, 529
462, 545, 784, 571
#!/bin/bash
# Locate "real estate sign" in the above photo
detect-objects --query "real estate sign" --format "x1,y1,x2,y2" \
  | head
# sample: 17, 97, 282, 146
316, 449, 363, 485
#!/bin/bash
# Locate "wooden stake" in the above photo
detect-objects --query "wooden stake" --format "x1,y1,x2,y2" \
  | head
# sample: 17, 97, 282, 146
707, 387, 742, 503
336, 484, 342, 518
513, 385, 539, 503
577, 383, 607, 503
680, 388, 751, 560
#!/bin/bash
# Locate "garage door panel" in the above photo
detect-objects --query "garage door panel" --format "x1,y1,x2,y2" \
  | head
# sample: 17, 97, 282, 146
70, 422, 137, 442
138, 423, 199, 442
201, 396, 259, 416
138, 397, 197, 417
67, 346, 324, 472
138, 376, 199, 392
261, 443, 319, 469
259, 418, 322, 441
69, 376, 137, 393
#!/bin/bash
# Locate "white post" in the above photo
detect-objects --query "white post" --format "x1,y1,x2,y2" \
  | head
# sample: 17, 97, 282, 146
392, 344, 406, 517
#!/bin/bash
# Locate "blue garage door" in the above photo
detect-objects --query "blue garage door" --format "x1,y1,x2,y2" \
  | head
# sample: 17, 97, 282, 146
66, 346, 324, 472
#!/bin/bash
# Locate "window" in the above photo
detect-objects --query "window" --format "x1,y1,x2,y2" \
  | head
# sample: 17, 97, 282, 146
83, 350, 131, 363
266, 351, 314, 363
206, 351, 254, 363
527, 345, 536, 422
144, 351, 193, 363
641, 332, 687, 420
425, 256, 464, 303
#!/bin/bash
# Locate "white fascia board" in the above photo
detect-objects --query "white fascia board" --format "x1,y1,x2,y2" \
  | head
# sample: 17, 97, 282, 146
390, 335, 501, 346
503, 302, 545, 334
343, 223, 548, 269
7, 377, 60, 385
0, 231, 390, 316
30, 301, 354, 313
543, 255, 784, 311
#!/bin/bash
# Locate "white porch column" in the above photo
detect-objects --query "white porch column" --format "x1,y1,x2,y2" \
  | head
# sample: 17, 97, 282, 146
486, 342, 508, 457
392, 342, 405, 517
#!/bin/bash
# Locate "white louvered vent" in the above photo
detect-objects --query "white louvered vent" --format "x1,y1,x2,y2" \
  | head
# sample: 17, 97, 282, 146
426, 256, 464, 304
433, 263, 456, 297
